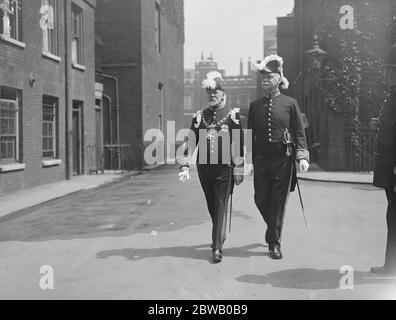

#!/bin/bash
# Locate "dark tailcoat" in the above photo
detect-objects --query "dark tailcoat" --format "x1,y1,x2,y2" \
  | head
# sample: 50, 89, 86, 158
184, 106, 244, 252
247, 92, 309, 247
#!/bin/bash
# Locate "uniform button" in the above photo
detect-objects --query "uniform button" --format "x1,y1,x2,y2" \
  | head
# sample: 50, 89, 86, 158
269, 113, 272, 116
269, 138, 272, 142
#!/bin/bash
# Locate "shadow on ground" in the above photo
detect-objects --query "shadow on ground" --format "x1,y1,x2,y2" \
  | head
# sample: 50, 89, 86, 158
96, 243, 269, 263
236, 268, 396, 290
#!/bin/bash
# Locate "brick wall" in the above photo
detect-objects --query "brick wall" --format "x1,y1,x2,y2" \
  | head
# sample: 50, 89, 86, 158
141, 0, 184, 164
0, 0, 97, 195
96, 0, 184, 169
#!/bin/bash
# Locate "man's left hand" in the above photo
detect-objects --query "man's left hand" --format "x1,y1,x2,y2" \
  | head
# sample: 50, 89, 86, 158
234, 175, 244, 186
299, 160, 310, 173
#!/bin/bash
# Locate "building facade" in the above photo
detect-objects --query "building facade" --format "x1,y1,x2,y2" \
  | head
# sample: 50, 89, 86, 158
96, 0, 184, 170
184, 54, 256, 128
278, 0, 396, 170
0, 0, 98, 195
263, 25, 277, 57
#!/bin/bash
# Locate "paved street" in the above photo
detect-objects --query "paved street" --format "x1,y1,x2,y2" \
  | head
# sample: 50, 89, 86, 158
0, 165, 395, 300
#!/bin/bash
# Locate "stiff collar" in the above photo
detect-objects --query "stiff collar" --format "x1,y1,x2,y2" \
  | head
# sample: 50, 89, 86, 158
208, 103, 227, 112
262, 88, 281, 100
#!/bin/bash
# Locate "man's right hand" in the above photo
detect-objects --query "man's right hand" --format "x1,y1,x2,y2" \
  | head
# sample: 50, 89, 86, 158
178, 167, 190, 183
245, 163, 254, 175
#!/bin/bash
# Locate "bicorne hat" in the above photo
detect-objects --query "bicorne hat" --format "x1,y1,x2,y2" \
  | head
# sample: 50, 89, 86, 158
254, 55, 290, 90
202, 71, 225, 91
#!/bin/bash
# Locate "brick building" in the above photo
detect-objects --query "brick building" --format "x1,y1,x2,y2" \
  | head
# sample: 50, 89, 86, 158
96, 0, 184, 170
278, 0, 396, 170
184, 54, 256, 128
0, 0, 99, 195
263, 25, 277, 57
277, 13, 297, 97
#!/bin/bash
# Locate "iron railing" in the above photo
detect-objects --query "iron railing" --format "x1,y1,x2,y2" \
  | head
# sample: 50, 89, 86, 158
349, 127, 376, 172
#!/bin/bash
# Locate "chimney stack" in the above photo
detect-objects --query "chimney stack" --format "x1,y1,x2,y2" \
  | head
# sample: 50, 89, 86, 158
240, 58, 243, 76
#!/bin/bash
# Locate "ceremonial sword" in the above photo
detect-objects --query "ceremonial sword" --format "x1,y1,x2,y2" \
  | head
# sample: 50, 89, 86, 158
284, 129, 308, 227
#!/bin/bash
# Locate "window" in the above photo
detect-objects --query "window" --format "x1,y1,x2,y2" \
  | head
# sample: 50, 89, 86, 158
0, 87, 21, 164
0, 0, 23, 41
42, 96, 58, 158
40, 0, 58, 55
71, 3, 83, 64
184, 94, 193, 111
155, 1, 161, 52
238, 94, 250, 109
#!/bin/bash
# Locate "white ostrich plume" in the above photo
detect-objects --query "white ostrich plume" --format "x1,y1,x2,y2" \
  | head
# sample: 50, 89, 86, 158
202, 71, 223, 89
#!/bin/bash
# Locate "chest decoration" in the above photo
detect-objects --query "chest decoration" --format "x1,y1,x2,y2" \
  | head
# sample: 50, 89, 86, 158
193, 111, 203, 129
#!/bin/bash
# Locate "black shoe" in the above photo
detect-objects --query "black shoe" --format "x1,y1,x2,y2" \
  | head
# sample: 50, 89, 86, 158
370, 266, 396, 276
269, 245, 283, 260
212, 249, 223, 263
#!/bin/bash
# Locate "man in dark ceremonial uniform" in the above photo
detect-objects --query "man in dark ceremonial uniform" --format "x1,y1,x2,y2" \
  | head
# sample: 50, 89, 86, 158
179, 71, 244, 263
246, 55, 310, 260
371, 43, 396, 276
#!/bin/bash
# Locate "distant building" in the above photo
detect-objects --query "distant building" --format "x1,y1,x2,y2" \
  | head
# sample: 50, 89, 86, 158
96, 0, 184, 169
0, 0, 99, 195
184, 54, 256, 128
263, 25, 277, 57
277, 12, 297, 97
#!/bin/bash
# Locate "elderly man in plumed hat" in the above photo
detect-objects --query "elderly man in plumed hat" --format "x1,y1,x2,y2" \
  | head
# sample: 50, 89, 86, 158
371, 43, 396, 276
246, 55, 310, 260
178, 71, 245, 263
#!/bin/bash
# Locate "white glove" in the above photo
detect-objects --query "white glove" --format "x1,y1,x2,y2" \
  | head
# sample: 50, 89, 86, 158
245, 163, 254, 175
178, 167, 190, 182
299, 160, 310, 173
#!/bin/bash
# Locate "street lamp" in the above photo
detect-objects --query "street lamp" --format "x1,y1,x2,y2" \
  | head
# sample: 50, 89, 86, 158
306, 34, 327, 71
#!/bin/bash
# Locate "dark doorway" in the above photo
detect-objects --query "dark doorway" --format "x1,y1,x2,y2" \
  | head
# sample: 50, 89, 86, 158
72, 101, 84, 176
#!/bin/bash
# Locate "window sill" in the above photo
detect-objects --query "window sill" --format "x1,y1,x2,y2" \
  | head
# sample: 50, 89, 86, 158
0, 34, 26, 48
42, 50, 61, 62
0, 163, 26, 173
72, 63, 86, 71
42, 159, 62, 167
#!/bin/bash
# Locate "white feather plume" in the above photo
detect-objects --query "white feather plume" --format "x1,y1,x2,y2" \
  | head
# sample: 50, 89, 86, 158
280, 76, 289, 90
202, 71, 223, 89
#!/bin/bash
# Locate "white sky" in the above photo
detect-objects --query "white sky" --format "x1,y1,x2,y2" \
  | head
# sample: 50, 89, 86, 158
184, 0, 294, 75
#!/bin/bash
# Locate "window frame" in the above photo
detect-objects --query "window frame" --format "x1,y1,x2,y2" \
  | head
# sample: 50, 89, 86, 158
0, 88, 21, 164
41, 0, 58, 56
184, 94, 193, 111
0, 0, 23, 42
42, 96, 58, 159
71, 3, 83, 65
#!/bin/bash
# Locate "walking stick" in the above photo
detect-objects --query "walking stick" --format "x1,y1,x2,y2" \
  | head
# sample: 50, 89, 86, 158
229, 194, 233, 233
296, 178, 308, 227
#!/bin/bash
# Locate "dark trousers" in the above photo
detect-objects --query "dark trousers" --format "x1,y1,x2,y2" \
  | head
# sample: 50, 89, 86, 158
253, 158, 293, 247
197, 164, 234, 252
385, 189, 396, 269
